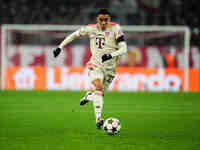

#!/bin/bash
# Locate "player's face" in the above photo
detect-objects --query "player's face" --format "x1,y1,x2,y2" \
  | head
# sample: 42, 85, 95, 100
96, 14, 110, 31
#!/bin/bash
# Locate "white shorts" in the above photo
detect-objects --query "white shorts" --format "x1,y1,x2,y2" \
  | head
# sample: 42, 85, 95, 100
87, 64, 115, 91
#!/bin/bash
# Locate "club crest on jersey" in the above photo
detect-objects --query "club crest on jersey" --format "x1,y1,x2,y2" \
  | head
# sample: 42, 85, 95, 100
105, 32, 110, 37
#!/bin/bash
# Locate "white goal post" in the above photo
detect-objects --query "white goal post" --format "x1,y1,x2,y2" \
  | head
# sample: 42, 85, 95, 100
1, 24, 191, 91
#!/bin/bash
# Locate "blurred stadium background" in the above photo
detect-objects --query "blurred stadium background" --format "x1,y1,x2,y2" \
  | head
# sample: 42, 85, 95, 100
0, 0, 200, 91
0, 0, 200, 150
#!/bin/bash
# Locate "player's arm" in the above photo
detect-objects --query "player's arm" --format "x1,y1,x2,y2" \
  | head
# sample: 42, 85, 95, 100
111, 36, 127, 57
102, 35, 127, 62
102, 24, 127, 62
53, 27, 89, 57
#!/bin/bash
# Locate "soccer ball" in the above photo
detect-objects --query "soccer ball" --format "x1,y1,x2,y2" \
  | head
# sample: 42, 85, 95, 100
103, 117, 121, 135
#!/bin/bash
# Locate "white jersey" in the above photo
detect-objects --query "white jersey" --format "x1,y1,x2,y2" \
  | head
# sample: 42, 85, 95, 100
59, 22, 126, 69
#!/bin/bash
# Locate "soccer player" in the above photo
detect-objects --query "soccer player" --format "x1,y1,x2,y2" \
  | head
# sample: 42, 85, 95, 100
53, 8, 127, 129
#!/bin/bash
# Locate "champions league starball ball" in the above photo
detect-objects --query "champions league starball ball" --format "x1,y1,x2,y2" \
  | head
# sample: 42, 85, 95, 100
103, 117, 121, 135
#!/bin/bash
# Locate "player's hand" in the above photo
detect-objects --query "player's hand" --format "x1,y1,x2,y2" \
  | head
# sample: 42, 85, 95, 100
53, 47, 61, 58
102, 54, 112, 62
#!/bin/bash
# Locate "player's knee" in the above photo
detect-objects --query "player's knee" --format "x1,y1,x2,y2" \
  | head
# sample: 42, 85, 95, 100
92, 78, 103, 91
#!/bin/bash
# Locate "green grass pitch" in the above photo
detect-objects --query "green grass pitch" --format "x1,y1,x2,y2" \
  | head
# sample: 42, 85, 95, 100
0, 91, 200, 150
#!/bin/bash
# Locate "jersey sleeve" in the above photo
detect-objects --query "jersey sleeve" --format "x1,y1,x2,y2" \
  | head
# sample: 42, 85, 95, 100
78, 26, 91, 36
58, 26, 90, 49
110, 24, 127, 57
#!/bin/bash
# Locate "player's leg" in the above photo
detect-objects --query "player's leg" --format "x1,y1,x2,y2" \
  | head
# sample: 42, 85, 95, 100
80, 89, 103, 127
91, 78, 104, 129
79, 67, 104, 128
83, 67, 104, 128
92, 70, 116, 129
103, 72, 115, 92
80, 67, 103, 105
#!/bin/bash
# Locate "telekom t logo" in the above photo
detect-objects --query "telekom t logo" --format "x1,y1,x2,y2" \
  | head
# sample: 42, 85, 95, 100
96, 37, 105, 49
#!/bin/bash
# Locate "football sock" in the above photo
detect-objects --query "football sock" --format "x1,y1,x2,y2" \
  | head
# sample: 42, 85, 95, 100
93, 90, 103, 123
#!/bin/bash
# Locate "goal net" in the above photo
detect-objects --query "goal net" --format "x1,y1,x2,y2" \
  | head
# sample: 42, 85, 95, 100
1, 25, 191, 91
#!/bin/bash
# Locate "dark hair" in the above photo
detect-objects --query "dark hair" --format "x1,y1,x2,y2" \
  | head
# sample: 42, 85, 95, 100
97, 8, 110, 16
